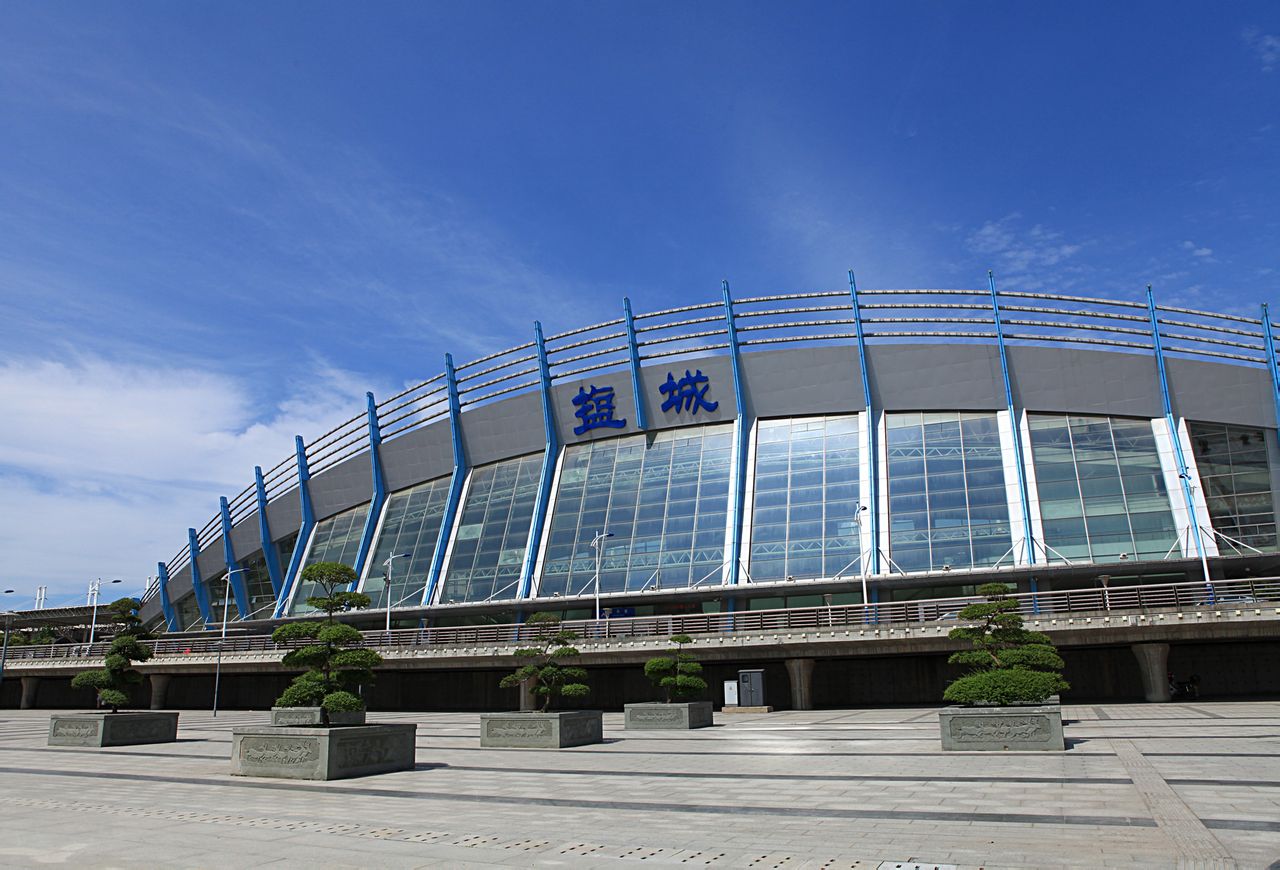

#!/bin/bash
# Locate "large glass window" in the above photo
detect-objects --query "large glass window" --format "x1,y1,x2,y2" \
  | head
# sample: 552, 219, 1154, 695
886, 412, 1012, 572
748, 416, 860, 582
364, 475, 453, 609
1189, 421, 1278, 551
236, 551, 276, 619
174, 590, 204, 631
440, 453, 544, 603
539, 426, 732, 597
1028, 415, 1177, 562
289, 502, 371, 614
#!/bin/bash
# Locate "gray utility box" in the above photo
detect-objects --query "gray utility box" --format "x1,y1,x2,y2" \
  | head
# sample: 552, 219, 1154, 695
48, 712, 179, 747
938, 704, 1065, 752
738, 669, 766, 707
231, 723, 418, 780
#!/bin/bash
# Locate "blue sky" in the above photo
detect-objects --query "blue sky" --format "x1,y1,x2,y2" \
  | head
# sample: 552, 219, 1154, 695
1, 2, 1278, 603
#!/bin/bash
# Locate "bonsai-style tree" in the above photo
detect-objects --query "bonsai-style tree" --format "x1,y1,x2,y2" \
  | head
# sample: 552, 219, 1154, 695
70, 597, 151, 713
643, 634, 707, 702
943, 582, 1069, 706
271, 562, 382, 714
499, 612, 590, 712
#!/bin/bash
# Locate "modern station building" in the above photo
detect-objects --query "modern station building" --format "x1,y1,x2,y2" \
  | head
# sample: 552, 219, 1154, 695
139, 281, 1280, 638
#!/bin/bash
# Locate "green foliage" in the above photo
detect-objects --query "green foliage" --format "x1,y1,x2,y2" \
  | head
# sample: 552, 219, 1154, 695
498, 612, 590, 711
643, 635, 707, 702
2, 630, 29, 647
69, 598, 151, 712
271, 562, 381, 716
943, 583, 1068, 706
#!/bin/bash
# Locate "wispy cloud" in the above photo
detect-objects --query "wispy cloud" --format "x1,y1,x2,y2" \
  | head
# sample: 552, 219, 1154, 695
965, 214, 1088, 287
1181, 240, 1217, 262
1242, 27, 1280, 72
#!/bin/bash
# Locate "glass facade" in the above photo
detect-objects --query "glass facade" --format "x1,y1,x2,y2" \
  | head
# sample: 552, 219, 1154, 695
365, 475, 453, 609
289, 502, 371, 614
236, 551, 276, 619
1189, 421, 1278, 551
538, 426, 733, 597
1028, 415, 1177, 562
748, 416, 860, 582
440, 453, 544, 603
174, 590, 203, 631
886, 412, 1012, 572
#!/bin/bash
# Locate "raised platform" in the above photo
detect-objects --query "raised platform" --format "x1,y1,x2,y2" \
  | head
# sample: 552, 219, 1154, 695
624, 701, 714, 729
938, 704, 1065, 751
230, 723, 417, 780
48, 712, 179, 747
479, 710, 603, 748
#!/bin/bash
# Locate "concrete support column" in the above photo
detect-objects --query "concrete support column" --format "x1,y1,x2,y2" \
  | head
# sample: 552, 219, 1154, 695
149, 674, 172, 710
519, 678, 535, 712
1132, 643, 1171, 703
785, 658, 816, 710
19, 676, 39, 709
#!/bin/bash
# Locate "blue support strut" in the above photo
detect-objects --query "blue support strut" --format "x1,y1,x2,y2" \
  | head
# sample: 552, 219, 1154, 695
218, 496, 250, 618
722, 281, 748, 586
623, 297, 649, 431
519, 321, 559, 599
424, 354, 468, 605
188, 528, 213, 628
988, 271, 1036, 565
254, 466, 284, 598
1261, 304, 1280, 434
848, 271, 880, 576
156, 561, 178, 632
351, 392, 388, 588
273, 435, 316, 618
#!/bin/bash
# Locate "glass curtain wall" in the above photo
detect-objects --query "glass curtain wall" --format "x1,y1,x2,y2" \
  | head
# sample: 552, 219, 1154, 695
886, 412, 1012, 572
365, 476, 453, 609
1188, 421, 1278, 551
1027, 415, 1177, 562
538, 426, 732, 597
748, 416, 860, 582
440, 453, 544, 603
174, 591, 204, 631
235, 551, 276, 619
289, 502, 371, 614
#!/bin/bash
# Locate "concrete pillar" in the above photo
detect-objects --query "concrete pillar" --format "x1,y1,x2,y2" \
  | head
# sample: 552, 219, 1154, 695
149, 674, 172, 710
519, 678, 535, 712
785, 658, 816, 710
19, 676, 39, 710
1132, 643, 1171, 703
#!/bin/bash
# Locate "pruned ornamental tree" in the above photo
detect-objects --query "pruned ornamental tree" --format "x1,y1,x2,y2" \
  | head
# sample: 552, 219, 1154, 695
271, 562, 382, 714
943, 583, 1069, 705
643, 634, 707, 702
70, 597, 151, 713
499, 612, 590, 712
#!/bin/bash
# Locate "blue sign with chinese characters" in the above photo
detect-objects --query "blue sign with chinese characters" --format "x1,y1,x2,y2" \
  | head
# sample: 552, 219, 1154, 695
659, 369, 719, 415
572, 384, 627, 435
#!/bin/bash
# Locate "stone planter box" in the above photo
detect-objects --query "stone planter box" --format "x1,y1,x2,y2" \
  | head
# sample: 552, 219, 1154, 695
479, 711, 603, 748
231, 723, 416, 780
624, 701, 713, 730
939, 704, 1065, 752
270, 706, 365, 727
48, 712, 179, 747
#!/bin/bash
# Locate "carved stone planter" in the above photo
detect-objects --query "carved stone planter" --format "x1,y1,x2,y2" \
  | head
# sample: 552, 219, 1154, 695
479, 711, 603, 748
624, 701, 713, 730
48, 712, 179, 747
939, 704, 1064, 752
231, 723, 416, 780
269, 706, 365, 727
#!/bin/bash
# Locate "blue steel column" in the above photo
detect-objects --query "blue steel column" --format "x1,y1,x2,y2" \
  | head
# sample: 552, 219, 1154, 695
988, 271, 1036, 566
351, 392, 388, 587
273, 435, 316, 618
156, 561, 178, 632
1261, 304, 1280, 433
519, 322, 560, 598
188, 528, 212, 628
254, 466, 284, 598
218, 497, 250, 617
848, 271, 880, 576
722, 281, 749, 587
424, 354, 468, 605
1146, 285, 1206, 566
623, 297, 650, 431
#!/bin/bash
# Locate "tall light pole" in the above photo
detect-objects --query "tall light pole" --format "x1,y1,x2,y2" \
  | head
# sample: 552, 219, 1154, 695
1179, 473, 1214, 594
382, 553, 412, 634
0, 589, 15, 694
87, 579, 123, 645
851, 504, 870, 606
213, 567, 249, 718
590, 531, 613, 620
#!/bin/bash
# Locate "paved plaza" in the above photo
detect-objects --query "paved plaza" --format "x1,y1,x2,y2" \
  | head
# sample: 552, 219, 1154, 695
0, 703, 1276, 869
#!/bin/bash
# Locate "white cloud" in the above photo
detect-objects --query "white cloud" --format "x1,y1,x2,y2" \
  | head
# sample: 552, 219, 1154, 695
965, 215, 1086, 284
1243, 27, 1280, 72
0, 356, 380, 602
1181, 240, 1215, 259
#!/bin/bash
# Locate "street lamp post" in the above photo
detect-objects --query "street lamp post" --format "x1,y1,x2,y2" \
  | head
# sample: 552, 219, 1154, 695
851, 504, 870, 607
382, 553, 412, 634
213, 568, 249, 718
590, 531, 613, 621
1, 589, 15, 694
87, 579, 123, 645
1180, 473, 1214, 595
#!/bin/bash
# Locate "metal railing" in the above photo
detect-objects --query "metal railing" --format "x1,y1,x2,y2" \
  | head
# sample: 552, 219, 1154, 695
11, 578, 1279, 663
165, 287, 1279, 578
